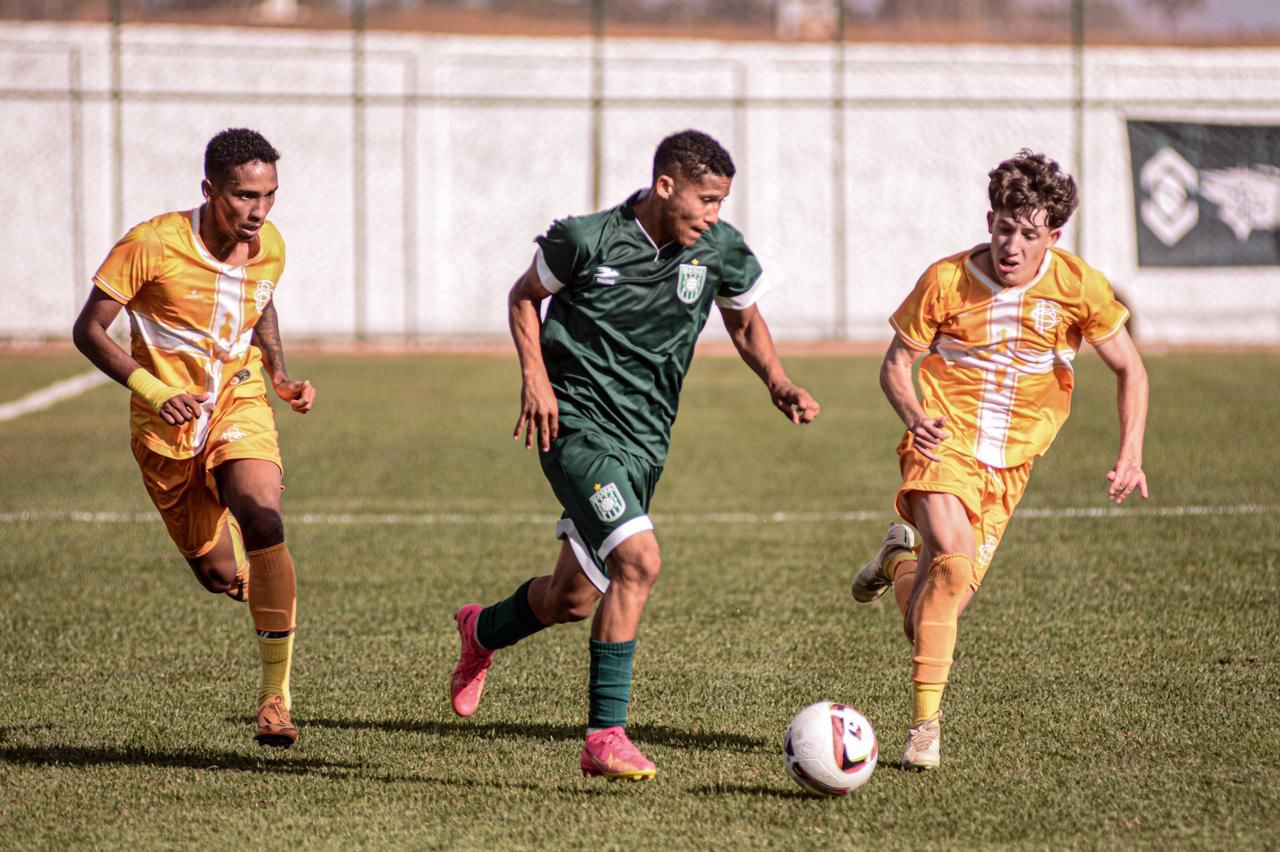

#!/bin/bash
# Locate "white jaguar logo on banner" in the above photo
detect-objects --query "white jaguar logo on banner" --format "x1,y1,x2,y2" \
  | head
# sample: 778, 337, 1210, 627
1200, 165, 1280, 242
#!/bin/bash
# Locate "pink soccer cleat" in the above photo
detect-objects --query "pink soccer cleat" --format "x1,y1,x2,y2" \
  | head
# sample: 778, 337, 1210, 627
579, 726, 657, 780
449, 604, 494, 717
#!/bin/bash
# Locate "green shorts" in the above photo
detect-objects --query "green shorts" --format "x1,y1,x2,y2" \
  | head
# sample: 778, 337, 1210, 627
539, 428, 662, 592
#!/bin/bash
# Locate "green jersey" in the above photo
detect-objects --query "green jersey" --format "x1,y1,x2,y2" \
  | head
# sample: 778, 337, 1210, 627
535, 190, 767, 466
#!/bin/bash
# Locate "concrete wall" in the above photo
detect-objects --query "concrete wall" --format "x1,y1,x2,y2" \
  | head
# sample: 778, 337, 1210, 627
4, 21, 1279, 344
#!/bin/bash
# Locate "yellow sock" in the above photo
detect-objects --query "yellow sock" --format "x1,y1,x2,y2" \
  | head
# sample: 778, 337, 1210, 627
912, 682, 945, 725
884, 548, 915, 582
258, 633, 294, 710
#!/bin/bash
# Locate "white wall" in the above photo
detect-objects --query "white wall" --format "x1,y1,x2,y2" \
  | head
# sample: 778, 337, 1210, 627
3, 21, 1279, 344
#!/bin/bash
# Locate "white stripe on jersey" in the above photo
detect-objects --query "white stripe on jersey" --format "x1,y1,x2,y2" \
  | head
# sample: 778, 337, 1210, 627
972, 289, 1023, 468
714, 272, 771, 310
535, 247, 566, 293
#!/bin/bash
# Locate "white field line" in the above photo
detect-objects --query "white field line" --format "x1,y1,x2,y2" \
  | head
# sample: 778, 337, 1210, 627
0, 503, 1275, 526
0, 371, 110, 423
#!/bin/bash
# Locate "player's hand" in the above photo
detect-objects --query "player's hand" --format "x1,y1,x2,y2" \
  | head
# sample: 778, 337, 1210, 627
1106, 458, 1148, 504
274, 377, 316, 414
157, 392, 209, 426
771, 382, 820, 424
514, 374, 559, 452
909, 416, 950, 462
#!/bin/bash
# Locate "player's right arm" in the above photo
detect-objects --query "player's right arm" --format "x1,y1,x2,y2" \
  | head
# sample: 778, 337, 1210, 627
880, 335, 950, 462
508, 257, 558, 452
72, 287, 206, 426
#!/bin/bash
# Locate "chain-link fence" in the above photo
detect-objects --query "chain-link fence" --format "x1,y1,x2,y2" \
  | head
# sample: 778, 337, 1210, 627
4, 0, 1280, 343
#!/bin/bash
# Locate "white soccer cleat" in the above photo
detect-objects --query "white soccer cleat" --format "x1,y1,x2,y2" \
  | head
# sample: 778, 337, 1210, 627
900, 713, 940, 771
851, 523, 917, 603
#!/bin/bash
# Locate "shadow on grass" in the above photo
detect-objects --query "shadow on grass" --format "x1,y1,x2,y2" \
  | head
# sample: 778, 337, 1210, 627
690, 782, 817, 800
298, 716, 768, 751
0, 744, 362, 776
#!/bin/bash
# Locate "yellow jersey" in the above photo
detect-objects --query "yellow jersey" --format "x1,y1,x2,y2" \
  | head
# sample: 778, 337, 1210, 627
92, 208, 286, 459
890, 246, 1129, 469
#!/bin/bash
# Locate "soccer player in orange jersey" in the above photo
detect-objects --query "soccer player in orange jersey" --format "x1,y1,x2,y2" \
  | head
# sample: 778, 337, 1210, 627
850, 150, 1149, 770
72, 128, 315, 747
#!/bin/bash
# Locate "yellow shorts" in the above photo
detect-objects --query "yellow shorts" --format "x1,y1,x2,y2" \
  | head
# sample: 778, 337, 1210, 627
894, 432, 1033, 588
132, 394, 282, 559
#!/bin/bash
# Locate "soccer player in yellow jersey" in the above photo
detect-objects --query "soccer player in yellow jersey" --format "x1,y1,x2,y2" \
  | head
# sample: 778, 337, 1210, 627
72, 128, 315, 747
850, 150, 1150, 770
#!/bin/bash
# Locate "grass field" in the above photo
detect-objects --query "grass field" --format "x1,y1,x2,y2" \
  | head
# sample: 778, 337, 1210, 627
2, 347, 1278, 848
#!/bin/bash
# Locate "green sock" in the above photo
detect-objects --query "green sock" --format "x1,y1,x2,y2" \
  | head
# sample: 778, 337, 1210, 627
475, 578, 546, 650
588, 638, 636, 729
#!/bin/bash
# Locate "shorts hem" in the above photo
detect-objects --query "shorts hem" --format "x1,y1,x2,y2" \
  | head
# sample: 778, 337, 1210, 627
895, 481, 981, 527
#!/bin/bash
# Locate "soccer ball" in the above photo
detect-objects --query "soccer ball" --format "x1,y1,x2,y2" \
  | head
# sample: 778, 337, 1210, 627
783, 701, 878, 796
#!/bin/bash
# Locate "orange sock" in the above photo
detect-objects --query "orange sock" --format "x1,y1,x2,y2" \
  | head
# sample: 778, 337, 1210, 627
248, 542, 297, 709
911, 553, 973, 685
248, 542, 296, 634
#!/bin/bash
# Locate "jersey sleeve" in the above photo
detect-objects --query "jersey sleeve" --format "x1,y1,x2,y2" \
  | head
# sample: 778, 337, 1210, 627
889, 264, 950, 351
1076, 267, 1130, 345
713, 227, 768, 309
534, 217, 590, 294
92, 221, 164, 304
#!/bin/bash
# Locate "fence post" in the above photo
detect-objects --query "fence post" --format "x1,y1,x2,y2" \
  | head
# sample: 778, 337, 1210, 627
590, 0, 604, 211
832, 0, 848, 339
110, 0, 122, 242
353, 0, 367, 341
1072, 0, 1086, 257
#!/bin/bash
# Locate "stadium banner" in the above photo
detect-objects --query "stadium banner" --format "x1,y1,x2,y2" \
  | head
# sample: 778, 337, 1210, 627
1127, 121, 1280, 267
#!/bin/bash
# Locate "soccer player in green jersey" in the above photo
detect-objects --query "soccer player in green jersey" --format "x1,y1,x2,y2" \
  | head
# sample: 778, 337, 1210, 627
449, 129, 820, 780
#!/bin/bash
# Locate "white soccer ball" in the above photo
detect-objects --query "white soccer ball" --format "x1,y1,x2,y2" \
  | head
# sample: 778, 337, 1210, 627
783, 700, 878, 796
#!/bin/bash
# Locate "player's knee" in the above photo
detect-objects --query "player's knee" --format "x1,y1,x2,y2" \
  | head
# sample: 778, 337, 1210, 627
233, 505, 285, 550
927, 553, 973, 596
188, 558, 236, 594
611, 549, 661, 589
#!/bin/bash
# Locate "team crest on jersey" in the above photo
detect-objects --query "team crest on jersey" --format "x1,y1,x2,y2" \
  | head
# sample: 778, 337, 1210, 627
1031, 300, 1061, 334
589, 482, 626, 523
253, 280, 275, 312
676, 262, 707, 304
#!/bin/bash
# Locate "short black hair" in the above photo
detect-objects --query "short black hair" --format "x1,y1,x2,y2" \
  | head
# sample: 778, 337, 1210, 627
204, 128, 280, 185
653, 129, 735, 183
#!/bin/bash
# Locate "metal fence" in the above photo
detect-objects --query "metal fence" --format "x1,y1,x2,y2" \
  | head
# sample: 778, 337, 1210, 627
4, 0, 1280, 343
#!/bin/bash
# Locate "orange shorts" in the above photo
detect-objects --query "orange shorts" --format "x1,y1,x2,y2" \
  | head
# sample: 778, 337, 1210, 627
132, 393, 282, 559
894, 432, 1033, 589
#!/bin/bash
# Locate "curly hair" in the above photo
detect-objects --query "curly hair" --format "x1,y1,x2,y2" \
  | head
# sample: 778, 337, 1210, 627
987, 149, 1078, 230
204, 128, 280, 185
652, 129, 736, 183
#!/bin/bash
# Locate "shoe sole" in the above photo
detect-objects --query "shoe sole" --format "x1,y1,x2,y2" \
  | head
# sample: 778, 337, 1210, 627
900, 760, 937, 771
581, 767, 656, 781
256, 731, 297, 748
851, 560, 891, 603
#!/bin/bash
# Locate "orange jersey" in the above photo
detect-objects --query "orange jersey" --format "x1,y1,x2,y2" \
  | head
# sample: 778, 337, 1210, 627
890, 246, 1129, 469
92, 208, 286, 459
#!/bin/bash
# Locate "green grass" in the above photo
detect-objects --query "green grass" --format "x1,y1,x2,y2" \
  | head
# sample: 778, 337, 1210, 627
1, 348, 1278, 848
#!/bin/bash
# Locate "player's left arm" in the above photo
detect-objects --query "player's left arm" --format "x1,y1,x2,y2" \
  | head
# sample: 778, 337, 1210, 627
719, 303, 819, 424
253, 302, 315, 414
1092, 327, 1148, 504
